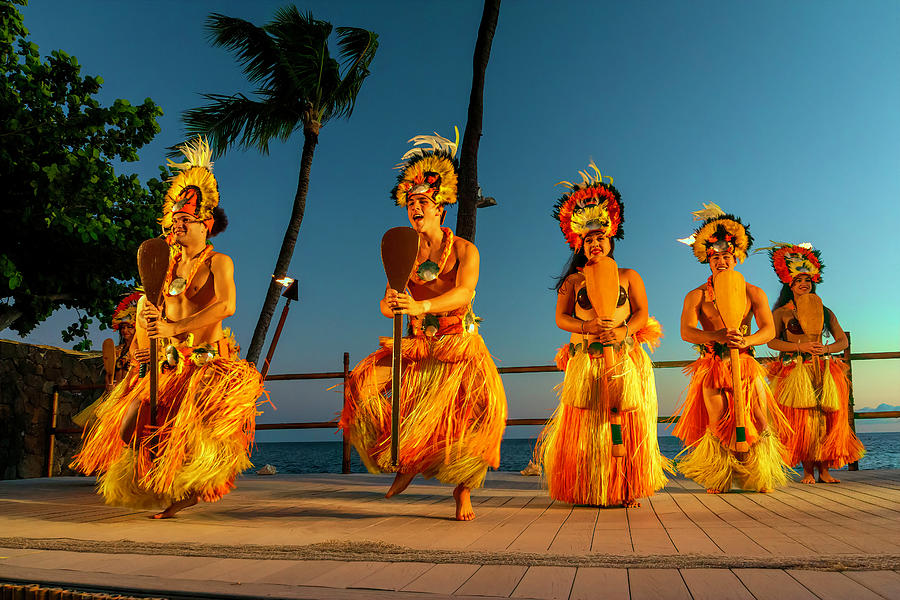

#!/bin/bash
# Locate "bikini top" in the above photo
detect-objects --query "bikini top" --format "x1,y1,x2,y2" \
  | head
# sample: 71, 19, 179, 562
575, 285, 628, 311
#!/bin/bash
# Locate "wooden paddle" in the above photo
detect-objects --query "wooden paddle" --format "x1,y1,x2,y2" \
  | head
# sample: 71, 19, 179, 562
583, 256, 625, 458
381, 227, 420, 466
137, 238, 170, 428
712, 270, 750, 452
796, 293, 824, 344
101, 338, 116, 391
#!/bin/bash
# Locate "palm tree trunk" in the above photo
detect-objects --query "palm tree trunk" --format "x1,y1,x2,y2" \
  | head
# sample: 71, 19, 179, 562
245, 126, 319, 366
456, 0, 501, 242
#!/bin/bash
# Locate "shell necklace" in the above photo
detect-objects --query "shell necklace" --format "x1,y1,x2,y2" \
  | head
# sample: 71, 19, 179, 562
411, 227, 453, 284
164, 244, 214, 296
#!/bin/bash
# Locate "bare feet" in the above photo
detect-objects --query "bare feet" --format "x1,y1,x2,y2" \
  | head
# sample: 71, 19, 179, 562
799, 474, 816, 484
706, 488, 724, 494
453, 484, 475, 521
818, 474, 840, 484
385, 471, 416, 498
623, 499, 641, 508
759, 488, 773, 493
150, 496, 198, 519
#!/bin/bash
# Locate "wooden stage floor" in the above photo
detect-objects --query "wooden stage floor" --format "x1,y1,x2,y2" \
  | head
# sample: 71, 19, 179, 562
1, 470, 899, 599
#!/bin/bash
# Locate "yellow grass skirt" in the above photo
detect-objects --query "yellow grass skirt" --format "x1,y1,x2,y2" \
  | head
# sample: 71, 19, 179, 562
768, 355, 864, 468
71, 344, 264, 509
340, 330, 507, 489
535, 319, 672, 506
673, 351, 792, 492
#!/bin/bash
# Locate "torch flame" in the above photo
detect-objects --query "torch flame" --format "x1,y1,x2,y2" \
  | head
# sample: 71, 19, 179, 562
274, 276, 295, 287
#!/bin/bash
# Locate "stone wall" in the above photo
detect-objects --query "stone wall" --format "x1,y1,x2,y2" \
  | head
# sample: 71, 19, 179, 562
0, 338, 105, 479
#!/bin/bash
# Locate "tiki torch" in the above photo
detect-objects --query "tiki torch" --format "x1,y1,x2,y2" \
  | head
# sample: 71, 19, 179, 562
259, 276, 299, 380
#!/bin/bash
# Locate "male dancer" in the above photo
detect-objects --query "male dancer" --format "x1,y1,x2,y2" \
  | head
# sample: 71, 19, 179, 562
340, 130, 507, 521
673, 204, 791, 493
73, 138, 263, 518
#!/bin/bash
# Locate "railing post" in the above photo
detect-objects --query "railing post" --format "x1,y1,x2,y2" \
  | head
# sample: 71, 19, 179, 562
843, 331, 858, 471
46, 388, 59, 478
341, 352, 352, 474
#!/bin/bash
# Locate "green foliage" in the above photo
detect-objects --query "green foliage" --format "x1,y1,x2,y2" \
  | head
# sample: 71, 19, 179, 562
0, 0, 166, 341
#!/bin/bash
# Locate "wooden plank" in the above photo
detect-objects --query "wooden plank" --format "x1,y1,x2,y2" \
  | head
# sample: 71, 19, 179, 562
260, 560, 349, 586
547, 506, 597, 554
570, 567, 629, 600
507, 503, 572, 553
733, 568, 818, 600
787, 570, 886, 600
467, 496, 554, 551
401, 563, 480, 595
628, 568, 691, 600
511, 566, 577, 600
303, 561, 390, 588
592, 510, 633, 554
844, 570, 900, 600
680, 568, 754, 600
455, 565, 528, 597
350, 561, 434, 591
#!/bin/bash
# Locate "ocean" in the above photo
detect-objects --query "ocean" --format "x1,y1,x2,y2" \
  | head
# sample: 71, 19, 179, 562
245, 432, 900, 475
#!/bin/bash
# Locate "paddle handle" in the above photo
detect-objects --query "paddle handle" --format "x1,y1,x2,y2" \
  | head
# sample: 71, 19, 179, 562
729, 348, 749, 452
601, 345, 626, 458
148, 338, 158, 428
391, 313, 402, 466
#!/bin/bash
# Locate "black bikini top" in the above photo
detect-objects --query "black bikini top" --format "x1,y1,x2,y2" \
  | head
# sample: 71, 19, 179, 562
786, 318, 804, 335
575, 286, 628, 311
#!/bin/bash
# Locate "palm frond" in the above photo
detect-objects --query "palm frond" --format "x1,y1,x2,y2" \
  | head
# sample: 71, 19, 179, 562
325, 27, 378, 121
206, 14, 279, 86
183, 93, 301, 156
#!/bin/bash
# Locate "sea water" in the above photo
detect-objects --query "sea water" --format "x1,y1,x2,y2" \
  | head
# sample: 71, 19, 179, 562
245, 432, 900, 475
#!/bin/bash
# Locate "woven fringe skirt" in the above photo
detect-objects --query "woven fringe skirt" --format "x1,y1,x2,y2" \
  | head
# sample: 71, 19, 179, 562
535, 319, 672, 506
340, 332, 507, 489
72, 349, 264, 509
768, 355, 864, 468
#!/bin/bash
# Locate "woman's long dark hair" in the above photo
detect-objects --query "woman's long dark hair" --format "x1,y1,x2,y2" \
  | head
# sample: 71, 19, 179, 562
553, 238, 616, 291
773, 281, 834, 338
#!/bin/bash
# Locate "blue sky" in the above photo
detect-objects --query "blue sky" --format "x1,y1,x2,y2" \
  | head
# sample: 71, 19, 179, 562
16, 1, 900, 438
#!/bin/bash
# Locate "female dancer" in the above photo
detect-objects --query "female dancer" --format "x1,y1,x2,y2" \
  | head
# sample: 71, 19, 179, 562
535, 162, 669, 507
765, 242, 864, 483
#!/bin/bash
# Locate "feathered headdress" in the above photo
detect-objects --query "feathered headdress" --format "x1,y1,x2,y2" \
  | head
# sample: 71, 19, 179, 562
392, 128, 459, 206
677, 203, 752, 263
759, 242, 824, 284
111, 291, 143, 331
552, 161, 624, 250
160, 137, 220, 236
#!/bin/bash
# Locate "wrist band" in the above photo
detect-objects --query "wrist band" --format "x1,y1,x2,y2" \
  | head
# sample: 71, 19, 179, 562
580, 320, 585, 335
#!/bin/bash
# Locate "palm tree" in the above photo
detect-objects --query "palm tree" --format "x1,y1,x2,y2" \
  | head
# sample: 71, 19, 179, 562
182, 7, 378, 365
456, 0, 501, 242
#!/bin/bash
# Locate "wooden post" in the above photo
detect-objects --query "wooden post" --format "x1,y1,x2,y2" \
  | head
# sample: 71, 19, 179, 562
843, 331, 859, 471
341, 352, 352, 474
46, 389, 59, 478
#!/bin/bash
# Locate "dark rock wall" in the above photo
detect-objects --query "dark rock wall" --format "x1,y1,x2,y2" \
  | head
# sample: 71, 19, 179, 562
0, 339, 104, 479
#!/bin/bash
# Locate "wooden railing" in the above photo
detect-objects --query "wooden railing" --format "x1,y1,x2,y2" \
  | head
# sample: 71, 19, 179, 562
47, 332, 899, 476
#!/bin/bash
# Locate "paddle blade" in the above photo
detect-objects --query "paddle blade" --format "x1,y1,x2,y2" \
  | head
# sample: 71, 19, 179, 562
137, 238, 171, 306
381, 227, 419, 291
713, 270, 747, 330
101, 338, 116, 377
796, 293, 824, 337
583, 256, 619, 318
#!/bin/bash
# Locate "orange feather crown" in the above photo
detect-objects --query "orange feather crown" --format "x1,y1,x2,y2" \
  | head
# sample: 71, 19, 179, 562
677, 203, 752, 263
392, 128, 459, 206
160, 137, 220, 237
766, 242, 823, 284
111, 291, 143, 331
552, 161, 624, 250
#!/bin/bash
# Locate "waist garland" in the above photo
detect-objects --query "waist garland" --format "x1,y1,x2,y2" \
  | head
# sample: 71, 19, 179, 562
408, 308, 479, 338
696, 341, 755, 360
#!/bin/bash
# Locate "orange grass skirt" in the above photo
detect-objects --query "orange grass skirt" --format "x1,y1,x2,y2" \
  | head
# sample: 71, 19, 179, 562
768, 355, 864, 468
71, 346, 264, 509
673, 351, 792, 491
535, 319, 672, 506
340, 331, 507, 489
